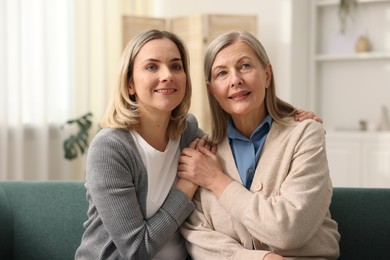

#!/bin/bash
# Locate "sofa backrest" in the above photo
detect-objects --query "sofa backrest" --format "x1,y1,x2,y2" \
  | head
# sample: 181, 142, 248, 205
1, 182, 390, 260
331, 187, 390, 260
0, 181, 88, 260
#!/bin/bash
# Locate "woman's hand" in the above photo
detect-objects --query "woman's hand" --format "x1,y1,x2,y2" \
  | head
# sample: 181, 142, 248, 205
175, 178, 198, 200
175, 135, 214, 199
178, 138, 233, 198
264, 252, 284, 260
294, 109, 323, 123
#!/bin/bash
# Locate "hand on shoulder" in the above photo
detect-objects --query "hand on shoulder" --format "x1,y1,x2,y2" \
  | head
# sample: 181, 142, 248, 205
294, 109, 323, 123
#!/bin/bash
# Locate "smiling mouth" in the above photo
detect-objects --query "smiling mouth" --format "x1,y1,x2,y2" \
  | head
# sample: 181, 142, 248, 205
229, 91, 251, 99
155, 89, 176, 93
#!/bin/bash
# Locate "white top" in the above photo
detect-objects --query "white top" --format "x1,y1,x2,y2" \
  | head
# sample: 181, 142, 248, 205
130, 131, 187, 260
130, 130, 180, 218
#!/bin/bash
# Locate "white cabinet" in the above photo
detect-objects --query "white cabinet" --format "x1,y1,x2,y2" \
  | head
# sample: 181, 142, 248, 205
361, 139, 390, 186
326, 132, 390, 187
326, 135, 361, 187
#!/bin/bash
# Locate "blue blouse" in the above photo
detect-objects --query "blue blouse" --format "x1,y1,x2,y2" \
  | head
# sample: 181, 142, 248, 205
227, 115, 272, 189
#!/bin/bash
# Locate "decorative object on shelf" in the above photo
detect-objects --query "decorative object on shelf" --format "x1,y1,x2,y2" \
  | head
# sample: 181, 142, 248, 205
61, 112, 94, 160
377, 106, 390, 131
359, 120, 368, 131
338, 0, 358, 34
355, 34, 371, 53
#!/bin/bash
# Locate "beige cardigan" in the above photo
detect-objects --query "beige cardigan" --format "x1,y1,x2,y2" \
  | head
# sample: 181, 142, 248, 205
181, 118, 340, 260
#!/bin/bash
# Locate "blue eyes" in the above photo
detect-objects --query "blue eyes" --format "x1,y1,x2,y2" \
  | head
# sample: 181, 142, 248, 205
214, 63, 250, 78
146, 65, 157, 71
145, 63, 183, 71
171, 63, 183, 71
216, 71, 227, 77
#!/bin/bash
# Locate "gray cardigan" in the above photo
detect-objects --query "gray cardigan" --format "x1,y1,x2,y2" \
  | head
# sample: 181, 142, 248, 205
75, 114, 203, 260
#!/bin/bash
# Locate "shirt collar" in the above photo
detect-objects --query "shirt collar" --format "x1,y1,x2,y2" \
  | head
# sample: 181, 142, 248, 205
227, 114, 272, 141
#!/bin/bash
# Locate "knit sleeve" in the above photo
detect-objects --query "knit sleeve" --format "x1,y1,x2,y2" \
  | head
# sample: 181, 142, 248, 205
86, 129, 194, 259
180, 114, 206, 150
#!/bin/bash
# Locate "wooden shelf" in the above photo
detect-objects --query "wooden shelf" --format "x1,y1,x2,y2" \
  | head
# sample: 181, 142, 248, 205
309, 0, 390, 127
311, 0, 390, 188
315, 52, 390, 61
316, 0, 390, 7
327, 130, 390, 137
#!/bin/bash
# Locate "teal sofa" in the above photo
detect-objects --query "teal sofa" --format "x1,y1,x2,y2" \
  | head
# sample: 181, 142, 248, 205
0, 181, 389, 260
0, 181, 87, 260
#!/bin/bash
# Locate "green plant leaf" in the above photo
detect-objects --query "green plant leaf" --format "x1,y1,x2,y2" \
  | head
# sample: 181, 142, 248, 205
62, 112, 94, 160
339, 0, 358, 34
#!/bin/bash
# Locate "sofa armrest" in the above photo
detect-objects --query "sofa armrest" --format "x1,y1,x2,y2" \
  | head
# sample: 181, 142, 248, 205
0, 183, 13, 259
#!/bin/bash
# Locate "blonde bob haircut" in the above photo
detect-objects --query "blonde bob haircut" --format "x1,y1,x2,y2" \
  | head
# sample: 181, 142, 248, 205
204, 30, 297, 144
101, 30, 192, 139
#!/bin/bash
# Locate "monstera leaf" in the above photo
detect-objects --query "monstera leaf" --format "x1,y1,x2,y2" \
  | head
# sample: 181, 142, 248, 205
62, 112, 94, 160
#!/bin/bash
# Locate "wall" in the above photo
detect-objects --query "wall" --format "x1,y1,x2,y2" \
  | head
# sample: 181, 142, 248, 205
74, 0, 151, 123
151, 0, 311, 109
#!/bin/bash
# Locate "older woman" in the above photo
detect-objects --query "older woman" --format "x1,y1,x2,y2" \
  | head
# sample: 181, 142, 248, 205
178, 31, 340, 260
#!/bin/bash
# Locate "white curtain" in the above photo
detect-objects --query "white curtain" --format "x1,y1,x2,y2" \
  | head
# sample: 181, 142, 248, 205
0, 0, 78, 180
0, 0, 151, 180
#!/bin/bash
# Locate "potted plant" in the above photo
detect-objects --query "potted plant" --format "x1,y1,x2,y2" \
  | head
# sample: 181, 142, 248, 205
338, 0, 358, 34
61, 112, 94, 160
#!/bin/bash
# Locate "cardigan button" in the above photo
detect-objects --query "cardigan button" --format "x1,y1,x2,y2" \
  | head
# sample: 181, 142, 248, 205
253, 182, 263, 191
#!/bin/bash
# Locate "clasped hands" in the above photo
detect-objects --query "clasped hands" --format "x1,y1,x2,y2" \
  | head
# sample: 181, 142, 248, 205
177, 135, 233, 198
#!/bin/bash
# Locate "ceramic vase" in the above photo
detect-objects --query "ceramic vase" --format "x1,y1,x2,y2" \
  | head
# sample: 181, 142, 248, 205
355, 35, 371, 53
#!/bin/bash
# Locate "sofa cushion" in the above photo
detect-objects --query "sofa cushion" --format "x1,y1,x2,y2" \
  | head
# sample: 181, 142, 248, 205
331, 187, 390, 260
0, 181, 88, 260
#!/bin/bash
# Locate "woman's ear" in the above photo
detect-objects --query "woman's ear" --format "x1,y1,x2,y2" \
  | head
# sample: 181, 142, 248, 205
265, 64, 272, 88
128, 85, 135, 96
206, 82, 214, 95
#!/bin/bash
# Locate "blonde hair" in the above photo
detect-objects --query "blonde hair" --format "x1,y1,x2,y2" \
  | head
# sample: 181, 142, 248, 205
204, 30, 296, 144
101, 30, 192, 139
